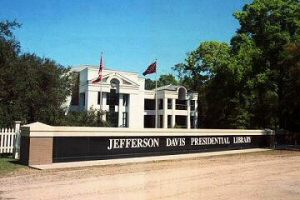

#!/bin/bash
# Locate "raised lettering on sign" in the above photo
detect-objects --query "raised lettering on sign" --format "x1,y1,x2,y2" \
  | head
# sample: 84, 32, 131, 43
166, 138, 186, 147
191, 137, 231, 146
233, 136, 251, 144
107, 138, 160, 150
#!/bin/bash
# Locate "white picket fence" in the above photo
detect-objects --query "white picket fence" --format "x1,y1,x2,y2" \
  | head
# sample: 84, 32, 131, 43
0, 121, 21, 158
0, 128, 17, 153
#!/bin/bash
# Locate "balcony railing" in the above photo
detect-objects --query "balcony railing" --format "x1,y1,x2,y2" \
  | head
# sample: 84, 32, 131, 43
175, 104, 187, 110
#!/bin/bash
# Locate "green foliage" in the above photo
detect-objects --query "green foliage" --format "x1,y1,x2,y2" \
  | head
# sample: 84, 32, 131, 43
174, 0, 300, 130
0, 20, 74, 127
145, 78, 156, 90
0, 21, 22, 126
0, 51, 73, 126
144, 74, 178, 90
158, 74, 178, 87
280, 43, 300, 131
233, 0, 300, 129
0, 156, 29, 177
173, 41, 244, 128
58, 109, 111, 127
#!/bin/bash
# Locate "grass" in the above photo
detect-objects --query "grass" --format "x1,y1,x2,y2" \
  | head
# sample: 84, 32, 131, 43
0, 155, 30, 178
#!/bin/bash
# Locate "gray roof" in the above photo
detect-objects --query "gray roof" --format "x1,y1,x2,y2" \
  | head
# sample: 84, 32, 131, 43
155, 84, 197, 93
156, 84, 185, 91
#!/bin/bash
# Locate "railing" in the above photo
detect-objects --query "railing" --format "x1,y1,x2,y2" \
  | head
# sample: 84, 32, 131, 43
175, 104, 187, 110
0, 121, 21, 158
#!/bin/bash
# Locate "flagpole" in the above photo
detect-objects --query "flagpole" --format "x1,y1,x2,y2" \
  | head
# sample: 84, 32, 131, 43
143, 59, 158, 128
155, 59, 158, 129
100, 52, 104, 121
100, 52, 103, 110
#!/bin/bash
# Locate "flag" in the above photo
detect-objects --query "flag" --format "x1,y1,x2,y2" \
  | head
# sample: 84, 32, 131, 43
143, 61, 157, 76
93, 53, 105, 83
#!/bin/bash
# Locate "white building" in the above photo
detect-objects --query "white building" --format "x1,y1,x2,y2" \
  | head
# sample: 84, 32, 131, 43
69, 65, 198, 129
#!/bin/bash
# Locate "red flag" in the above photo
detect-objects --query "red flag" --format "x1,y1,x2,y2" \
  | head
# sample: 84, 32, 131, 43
143, 61, 157, 76
93, 53, 105, 83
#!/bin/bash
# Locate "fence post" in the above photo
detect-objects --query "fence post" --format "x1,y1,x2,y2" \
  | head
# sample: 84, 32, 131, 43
13, 121, 21, 159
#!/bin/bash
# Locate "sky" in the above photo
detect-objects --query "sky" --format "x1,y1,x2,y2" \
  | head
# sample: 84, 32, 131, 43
1, 0, 253, 77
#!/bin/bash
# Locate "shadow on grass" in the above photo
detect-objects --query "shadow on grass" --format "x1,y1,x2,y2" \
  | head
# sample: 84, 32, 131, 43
0, 155, 31, 178
0, 154, 27, 167
8, 160, 26, 166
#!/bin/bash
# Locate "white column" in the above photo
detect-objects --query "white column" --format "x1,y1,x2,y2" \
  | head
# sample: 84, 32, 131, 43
195, 100, 199, 128
85, 85, 91, 110
171, 99, 176, 128
102, 93, 107, 121
118, 94, 123, 127
85, 86, 97, 111
84, 92, 88, 110
187, 100, 191, 129
163, 98, 168, 128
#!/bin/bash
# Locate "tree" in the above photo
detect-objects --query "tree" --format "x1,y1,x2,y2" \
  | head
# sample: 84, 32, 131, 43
228, 34, 252, 128
233, 0, 300, 129
0, 20, 21, 126
280, 43, 300, 131
62, 109, 111, 127
172, 63, 185, 84
173, 0, 300, 130
173, 41, 244, 128
158, 74, 178, 87
15, 53, 73, 125
144, 74, 178, 90
145, 78, 156, 90
0, 20, 73, 126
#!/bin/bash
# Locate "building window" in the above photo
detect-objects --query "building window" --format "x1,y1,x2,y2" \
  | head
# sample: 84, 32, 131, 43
144, 99, 155, 110
107, 89, 119, 105
168, 99, 172, 109
175, 115, 187, 128
110, 78, 120, 89
176, 99, 187, 110
159, 115, 163, 128
190, 116, 195, 128
178, 87, 186, 100
122, 112, 128, 127
168, 115, 172, 128
159, 99, 163, 110
80, 92, 85, 106
107, 105, 118, 127
123, 94, 129, 107
190, 100, 195, 111
144, 115, 155, 128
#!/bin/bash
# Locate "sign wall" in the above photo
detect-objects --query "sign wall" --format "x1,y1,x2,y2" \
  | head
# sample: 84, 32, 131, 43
53, 135, 268, 162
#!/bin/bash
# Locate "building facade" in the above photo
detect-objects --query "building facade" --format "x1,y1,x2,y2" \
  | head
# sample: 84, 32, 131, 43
69, 65, 198, 129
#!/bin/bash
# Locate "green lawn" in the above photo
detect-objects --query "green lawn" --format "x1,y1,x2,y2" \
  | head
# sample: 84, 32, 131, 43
0, 156, 30, 177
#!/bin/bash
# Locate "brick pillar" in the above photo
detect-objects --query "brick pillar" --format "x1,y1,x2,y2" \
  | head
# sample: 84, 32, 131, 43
20, 122, 54, 166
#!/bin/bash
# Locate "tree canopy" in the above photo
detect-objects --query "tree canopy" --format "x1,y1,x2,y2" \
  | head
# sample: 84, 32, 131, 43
144, 74, 178, 90
174, 0, 300, 130
0, 21, 73, 126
